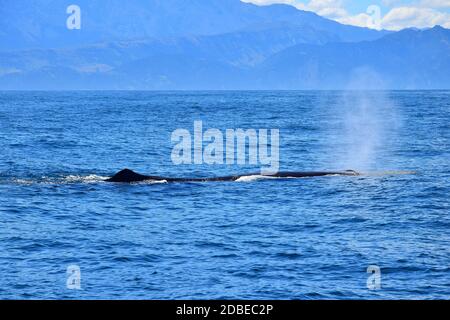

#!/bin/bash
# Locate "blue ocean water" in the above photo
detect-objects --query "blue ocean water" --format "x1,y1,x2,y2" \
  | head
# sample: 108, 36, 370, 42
0, 91, 448, 299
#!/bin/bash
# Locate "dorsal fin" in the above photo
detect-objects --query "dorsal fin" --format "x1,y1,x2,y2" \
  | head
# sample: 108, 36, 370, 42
106, 169, 150, 183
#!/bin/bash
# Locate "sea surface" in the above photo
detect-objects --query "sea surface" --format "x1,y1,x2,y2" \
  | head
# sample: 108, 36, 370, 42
0, 91, 448, 299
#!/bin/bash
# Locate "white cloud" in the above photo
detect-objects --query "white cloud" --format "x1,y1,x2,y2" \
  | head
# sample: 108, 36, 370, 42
242, 0, 348, 19
241, 0, 295, 6
295, 0, 348, 19
336, 12, 374, 28
242, 0, 450, 30
382, 6, 450, 30
419, 0, 450, 8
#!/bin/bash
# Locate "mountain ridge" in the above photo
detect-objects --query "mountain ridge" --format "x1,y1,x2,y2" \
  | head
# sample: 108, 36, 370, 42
256, 25, 450, 90
0, 1, 448, 89
0, 0, 385, 51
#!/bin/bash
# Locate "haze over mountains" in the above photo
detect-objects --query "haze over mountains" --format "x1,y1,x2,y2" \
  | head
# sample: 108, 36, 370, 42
0, 0, 448, 89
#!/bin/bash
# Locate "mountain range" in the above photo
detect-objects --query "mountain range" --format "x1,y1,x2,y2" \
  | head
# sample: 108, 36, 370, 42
0, 0, 448, 89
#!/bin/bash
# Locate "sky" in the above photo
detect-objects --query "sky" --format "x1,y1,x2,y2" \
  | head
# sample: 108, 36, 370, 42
243, 0, 450, 30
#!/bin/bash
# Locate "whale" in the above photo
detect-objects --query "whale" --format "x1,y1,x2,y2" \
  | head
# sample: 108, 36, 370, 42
106, 169, 359, 183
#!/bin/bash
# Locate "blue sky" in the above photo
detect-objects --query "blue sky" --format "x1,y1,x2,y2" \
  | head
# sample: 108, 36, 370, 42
244, 0, 450, 30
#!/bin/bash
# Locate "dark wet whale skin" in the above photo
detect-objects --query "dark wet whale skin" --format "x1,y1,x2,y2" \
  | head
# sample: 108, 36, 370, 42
106, 169, 360, 183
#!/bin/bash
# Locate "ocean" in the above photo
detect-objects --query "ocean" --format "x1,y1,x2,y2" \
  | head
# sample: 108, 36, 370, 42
0, 91, 448, 299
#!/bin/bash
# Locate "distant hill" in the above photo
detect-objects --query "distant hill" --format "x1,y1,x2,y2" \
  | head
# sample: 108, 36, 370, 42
0, 24, 353, 89
256, 26, 450, 89
0, 0, 384, 51
0, 1, 448, 89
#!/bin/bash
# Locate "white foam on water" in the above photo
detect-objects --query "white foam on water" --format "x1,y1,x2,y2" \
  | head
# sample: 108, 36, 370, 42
7, 175, 170, 185
134, 179, 168, 184
12, 178, 35, 185
62, 174, 110, 183
235, 175, 279, 182
8, 174, 110, 185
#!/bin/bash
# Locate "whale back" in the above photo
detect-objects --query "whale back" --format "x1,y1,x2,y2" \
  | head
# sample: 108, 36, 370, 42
106, 169, 360, 183
106, 169, 151, 183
